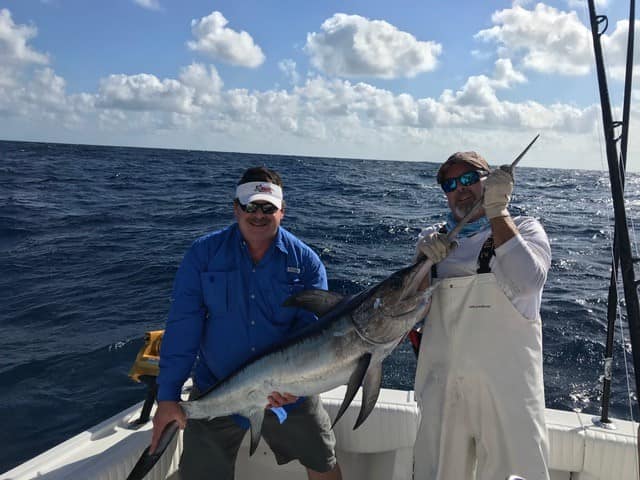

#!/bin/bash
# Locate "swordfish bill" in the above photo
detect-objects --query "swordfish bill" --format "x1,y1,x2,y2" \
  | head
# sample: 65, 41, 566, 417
126, 258, 434, 480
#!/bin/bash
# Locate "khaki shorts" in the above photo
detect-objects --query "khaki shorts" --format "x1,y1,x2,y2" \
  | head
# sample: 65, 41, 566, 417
179, 395, 337, 480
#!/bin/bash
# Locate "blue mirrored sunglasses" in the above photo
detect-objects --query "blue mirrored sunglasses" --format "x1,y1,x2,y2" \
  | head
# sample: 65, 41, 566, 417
238, 201, 279, 214
440, 170, 483, 193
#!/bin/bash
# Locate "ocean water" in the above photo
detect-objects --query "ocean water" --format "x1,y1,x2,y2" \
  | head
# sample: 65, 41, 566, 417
1, 139, 640, 472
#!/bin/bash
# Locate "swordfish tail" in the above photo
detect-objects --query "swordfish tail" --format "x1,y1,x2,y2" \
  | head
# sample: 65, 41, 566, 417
126, 421, 179, 480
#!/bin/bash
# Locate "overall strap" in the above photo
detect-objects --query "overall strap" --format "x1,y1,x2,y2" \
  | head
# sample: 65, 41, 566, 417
476, 236, 495, 274
430, 225, 495, 278
430, 225, 449, 279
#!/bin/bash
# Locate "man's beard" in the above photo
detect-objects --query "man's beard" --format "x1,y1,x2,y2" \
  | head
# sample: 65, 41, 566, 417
452, 193, 481, 221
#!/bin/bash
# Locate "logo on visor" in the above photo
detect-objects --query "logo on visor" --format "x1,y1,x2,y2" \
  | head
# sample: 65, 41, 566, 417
255, 184, 273, 193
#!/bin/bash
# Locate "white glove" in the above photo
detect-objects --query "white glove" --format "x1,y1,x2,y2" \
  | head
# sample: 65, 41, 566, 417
483, 165, 514, 219
416, 232, 457, 264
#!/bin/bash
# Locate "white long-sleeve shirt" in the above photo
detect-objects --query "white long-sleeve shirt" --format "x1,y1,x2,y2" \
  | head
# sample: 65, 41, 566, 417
418, 216, 551, 321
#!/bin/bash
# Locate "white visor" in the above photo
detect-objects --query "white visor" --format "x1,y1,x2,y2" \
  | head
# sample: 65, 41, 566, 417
235, 182, 283, 210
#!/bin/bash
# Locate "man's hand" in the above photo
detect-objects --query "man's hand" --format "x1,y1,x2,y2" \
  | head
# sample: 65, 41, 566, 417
150, 401, 187, 454
483, 166, 514, 219
266, 391, 298, 408
416, 232, 456, 264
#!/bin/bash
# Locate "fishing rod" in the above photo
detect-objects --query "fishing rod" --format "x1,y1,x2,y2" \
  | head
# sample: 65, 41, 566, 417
400, 134, 540, 300
601, 0, 636, 426
587, 0, 640, 428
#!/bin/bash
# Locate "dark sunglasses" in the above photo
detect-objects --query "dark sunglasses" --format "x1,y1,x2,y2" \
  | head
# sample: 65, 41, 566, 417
238, 201, 279, 215
440, 170, 484, 193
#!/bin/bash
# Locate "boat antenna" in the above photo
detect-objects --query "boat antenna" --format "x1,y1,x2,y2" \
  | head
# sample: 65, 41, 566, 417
586, 0, 640, 428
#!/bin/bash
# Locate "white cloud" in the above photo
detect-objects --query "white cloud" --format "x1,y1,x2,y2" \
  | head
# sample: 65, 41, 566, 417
224, 88, 258, 120
305, 13, 442, 79
253, 89, 301, 133
257, 72, 593, 136
601, 20, 640, 80
0, 9, 49, 67
446, 75, 500, 108
4, 61, 600, 150
0, 10, 92, 127
95, 64, 224, 114
179, 63, 223, 106
476, 4, 592, 76
187, 11, 265, 68
0, 8, 50, 92
1, 56, 619, 170
0, 67, 93, 129
0, 65, 17, 88
132, 0, 162, 11
133, 0, 162, 11
26, 68, 68, 112
96, 73, 197, 113
279, 59, 300, 85
492, 58, 527, 88
476, 4, 640, 82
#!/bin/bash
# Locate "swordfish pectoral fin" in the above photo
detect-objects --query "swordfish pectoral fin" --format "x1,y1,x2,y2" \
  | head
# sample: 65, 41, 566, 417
353, 363, 382, 429
332, 353, 372, 429
282, 289, 345, 317
247, 409, 266, 456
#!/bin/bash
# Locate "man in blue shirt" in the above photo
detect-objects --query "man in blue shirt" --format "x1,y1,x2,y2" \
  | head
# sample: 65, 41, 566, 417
150, 166, 343, 480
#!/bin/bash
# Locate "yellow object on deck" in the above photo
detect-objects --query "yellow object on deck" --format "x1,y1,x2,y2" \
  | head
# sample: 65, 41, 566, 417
128, 330, 164, 382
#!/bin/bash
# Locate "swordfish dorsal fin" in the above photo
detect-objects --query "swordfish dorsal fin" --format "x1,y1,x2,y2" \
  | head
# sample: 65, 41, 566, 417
283, 289, 345, 317
247, 409, 265, 455
354, 363, 382, 429
331, 353, 372, 428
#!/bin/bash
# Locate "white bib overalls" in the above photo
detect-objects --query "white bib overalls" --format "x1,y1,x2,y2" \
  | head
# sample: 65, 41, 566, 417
414, 273, 549, 480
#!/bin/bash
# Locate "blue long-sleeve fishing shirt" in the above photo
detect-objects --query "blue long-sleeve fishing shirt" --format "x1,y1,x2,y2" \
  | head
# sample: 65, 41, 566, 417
157, 223, 327, 402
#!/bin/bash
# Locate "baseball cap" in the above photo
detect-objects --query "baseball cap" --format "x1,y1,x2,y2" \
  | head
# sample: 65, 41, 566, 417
436, 151, 490, 184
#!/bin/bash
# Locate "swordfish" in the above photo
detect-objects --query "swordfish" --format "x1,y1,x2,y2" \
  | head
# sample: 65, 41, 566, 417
126, 258, 433, 480
180, 258, 434, 453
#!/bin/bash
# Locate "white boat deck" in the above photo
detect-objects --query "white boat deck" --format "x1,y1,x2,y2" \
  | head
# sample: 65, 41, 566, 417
2, 387, 638, 480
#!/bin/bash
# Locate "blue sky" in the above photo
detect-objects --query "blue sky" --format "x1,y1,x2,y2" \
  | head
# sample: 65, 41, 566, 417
1, 0, 638, 170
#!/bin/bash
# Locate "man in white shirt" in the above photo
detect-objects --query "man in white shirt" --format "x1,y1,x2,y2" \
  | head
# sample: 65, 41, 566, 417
412, 151, 551, 480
